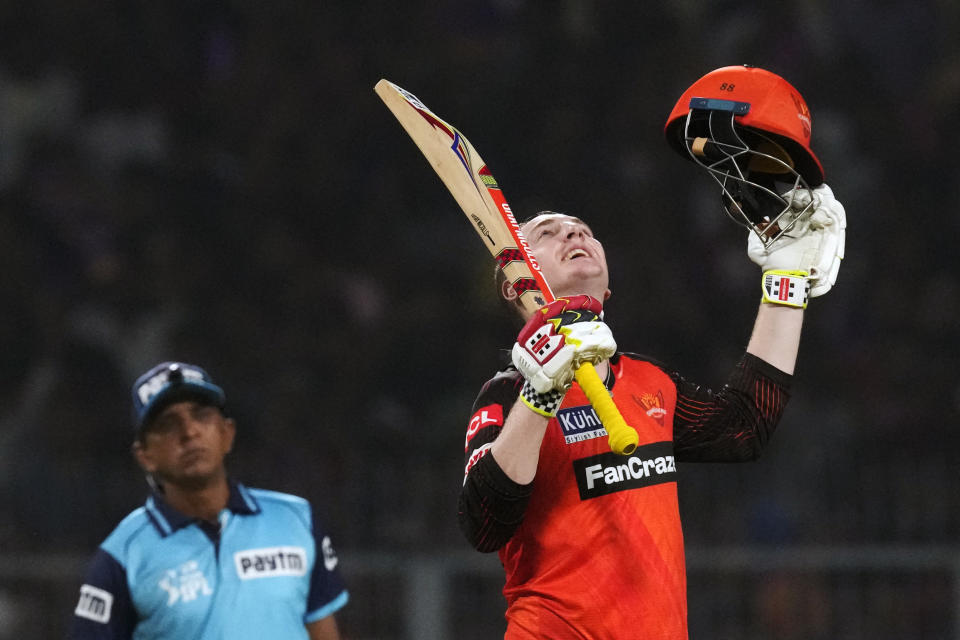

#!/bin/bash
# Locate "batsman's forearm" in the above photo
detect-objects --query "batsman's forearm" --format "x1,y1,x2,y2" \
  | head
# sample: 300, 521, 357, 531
490, 398, 550, 485
672, 352, 792, 461
746, 303, 804, 375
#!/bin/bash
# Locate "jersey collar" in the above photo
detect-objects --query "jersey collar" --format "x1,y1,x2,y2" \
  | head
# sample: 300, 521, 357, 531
144, 479, 261, 537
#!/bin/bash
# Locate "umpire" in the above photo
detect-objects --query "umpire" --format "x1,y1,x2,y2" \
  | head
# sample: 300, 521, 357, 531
67, 362, 348, 639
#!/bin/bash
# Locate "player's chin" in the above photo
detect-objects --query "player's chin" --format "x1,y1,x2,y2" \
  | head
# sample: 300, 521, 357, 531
558, 267, 608, 296
569, 257, 606, 275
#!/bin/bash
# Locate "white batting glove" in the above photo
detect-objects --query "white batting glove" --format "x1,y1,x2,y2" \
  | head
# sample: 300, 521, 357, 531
513, 318, 616, 394
513, 321, 616, 417
511, 296, 616, 416
748, 184, 846, 297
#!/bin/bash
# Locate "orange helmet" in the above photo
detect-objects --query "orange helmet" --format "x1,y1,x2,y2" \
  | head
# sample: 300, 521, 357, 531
664, 65, 824, 246
665, 65, 823, 185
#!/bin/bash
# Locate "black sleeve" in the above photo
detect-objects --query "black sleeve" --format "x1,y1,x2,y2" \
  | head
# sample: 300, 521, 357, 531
456, 368, 534, 553
66, 549, 137, 640
669, 352, 793, 462
305, 507, 349, 621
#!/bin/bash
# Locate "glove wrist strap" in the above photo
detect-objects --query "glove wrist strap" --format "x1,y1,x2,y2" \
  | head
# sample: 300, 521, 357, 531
519, 380, 565, 418
761, 270, 810, 309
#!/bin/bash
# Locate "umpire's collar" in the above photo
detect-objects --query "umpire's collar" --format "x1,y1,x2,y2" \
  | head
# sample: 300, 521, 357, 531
144, 479, 261, 537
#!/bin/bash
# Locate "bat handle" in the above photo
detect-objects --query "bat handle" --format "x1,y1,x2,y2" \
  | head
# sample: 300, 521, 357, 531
574, 362, 639, 456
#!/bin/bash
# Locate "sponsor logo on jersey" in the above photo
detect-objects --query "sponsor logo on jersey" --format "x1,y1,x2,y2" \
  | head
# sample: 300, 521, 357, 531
234, 546, 308, 580
75, 584, 113, 623
465, 404, 503, 451
556, 404, 607, 444
573, 441, 677, 500
159, 560, 213, 606
631, 390, 667, 426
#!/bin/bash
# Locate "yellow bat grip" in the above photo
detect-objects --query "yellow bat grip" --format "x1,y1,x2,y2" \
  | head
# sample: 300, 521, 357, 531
574, 362, 639, 455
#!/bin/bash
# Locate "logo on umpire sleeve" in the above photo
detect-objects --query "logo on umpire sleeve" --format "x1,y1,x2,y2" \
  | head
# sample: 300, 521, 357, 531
573, 441, 677, 500
75, 584, 113, 623
322, 536, 339, 571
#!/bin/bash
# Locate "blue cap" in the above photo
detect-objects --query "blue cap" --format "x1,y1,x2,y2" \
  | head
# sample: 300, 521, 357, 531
132, 362, 226, 431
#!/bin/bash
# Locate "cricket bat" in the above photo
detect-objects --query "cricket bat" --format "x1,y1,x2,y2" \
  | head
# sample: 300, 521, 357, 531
375, 79, 639, 456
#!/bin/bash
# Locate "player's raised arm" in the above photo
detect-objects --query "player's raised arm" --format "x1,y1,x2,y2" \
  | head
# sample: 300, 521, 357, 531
663, 65, 847, 375
746, 184, 846, 373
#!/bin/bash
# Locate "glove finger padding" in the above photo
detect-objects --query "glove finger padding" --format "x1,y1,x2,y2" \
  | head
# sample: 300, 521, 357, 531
748, 184, 846, 298
512, 295, 615, 395
560, 321, 617, 370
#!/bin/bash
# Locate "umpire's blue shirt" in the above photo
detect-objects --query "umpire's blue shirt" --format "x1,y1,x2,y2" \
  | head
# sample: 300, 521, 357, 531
68, 481, 349, 639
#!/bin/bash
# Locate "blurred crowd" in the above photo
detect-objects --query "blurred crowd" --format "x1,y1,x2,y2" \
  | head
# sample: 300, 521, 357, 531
1, 0, 959, 636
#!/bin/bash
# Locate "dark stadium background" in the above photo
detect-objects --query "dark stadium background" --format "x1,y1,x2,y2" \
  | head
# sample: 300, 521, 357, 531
1, 2, 957, 638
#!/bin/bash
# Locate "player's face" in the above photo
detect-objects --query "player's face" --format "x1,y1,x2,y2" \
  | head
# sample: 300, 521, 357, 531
522, 213, 610, 302
134, 400, 235, 490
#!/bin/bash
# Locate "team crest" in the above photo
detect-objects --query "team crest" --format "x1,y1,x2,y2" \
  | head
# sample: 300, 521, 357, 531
632, 391, 666, 426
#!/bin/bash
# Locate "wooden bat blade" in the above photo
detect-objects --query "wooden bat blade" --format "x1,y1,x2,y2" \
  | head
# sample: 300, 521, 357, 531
375, 78, 638, 455
375, 80, 491, 233
375, 79, 551, 313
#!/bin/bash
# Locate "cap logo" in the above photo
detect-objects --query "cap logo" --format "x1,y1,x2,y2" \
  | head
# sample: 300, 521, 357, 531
137, 367, 206, 406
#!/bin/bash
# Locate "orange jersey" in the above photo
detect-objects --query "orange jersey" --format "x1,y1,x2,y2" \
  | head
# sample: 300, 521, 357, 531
503, 355, 685, 639
459, 352, 791, 640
